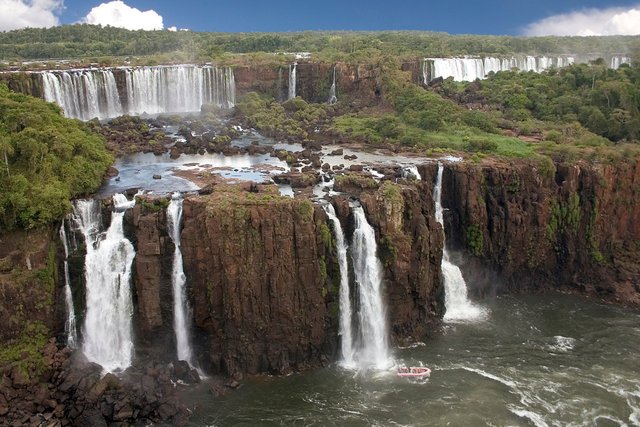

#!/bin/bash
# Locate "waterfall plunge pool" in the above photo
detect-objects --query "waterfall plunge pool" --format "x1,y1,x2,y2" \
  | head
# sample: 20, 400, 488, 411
180, 293, 640, 426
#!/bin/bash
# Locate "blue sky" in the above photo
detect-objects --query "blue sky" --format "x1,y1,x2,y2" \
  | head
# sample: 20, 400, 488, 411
1, 0, 639, 35
56, 0, 640, 34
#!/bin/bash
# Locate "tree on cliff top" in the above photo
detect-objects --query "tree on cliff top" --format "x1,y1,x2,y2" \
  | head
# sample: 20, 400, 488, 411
0, 84, 113, 230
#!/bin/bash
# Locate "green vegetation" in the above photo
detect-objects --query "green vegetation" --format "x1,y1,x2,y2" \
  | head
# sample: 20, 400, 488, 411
0, 84, 113, 230
454, 62, 640, 145
466, 225, 484, 256
331, 60, 534, 157
235, 92, 332, 141
0, 25, 637, 63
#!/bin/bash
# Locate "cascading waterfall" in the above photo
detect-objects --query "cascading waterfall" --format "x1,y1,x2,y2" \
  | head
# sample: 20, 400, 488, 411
288, 63, 297, 100
423, 55, 632, 83
41, 65, 236, 120
328, 66, 337, 104
402, 165, 422, 181
424, 56, 575, 83
74, 194, 136, 372
323, 204, 354, 367
166, 193, 196, 366
433, 163, 486, 322
59, 222, 78, 348
350, 205, 391, 369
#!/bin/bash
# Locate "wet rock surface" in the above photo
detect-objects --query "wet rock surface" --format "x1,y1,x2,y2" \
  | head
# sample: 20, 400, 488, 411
0, 340, 190, 427
438, 159, 640, 306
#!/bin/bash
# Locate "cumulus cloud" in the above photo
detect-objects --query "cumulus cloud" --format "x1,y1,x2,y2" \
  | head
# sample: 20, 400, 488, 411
83, 0, 163, 31
524, 5, 640, 36
0, 0, 63, 31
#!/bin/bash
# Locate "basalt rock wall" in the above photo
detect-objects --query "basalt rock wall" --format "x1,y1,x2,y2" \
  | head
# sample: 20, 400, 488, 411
440, 159, 640, 306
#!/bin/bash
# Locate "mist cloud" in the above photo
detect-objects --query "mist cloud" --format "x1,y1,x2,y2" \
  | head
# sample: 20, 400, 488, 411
524, 5, 640, 36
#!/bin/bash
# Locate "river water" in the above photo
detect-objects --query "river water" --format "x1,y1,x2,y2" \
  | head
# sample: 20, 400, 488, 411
182, 293, 640, 426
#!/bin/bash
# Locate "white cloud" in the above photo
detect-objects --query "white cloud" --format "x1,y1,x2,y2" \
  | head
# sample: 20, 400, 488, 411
0, 0, 63, 31
83, 0, 163, 31
524, 5, 640, 36
167, 25, 177, 32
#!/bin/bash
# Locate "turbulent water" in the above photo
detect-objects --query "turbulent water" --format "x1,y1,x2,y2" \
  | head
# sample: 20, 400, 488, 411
167, 194, 196, 367
323, 204, 354, 367
434, 163, 487, 322
184, 293, 640, 426
350, 205, 392, 370
41, 65, 235, 120
59, 222, 78, 349
288, 63, 297, 100
422, 55, 631, 83
74, 195, 136, 372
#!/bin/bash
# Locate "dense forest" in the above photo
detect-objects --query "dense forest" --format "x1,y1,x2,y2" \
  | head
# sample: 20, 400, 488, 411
0, 84, 112, 231
0, 24, 638, 62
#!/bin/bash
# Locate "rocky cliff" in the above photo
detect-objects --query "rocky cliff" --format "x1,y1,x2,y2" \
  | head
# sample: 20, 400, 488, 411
439, 159, 640, 306
178, 187, 337, 377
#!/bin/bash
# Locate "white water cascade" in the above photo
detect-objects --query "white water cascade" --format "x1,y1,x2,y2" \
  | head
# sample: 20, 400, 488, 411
59, 222, 78, 348
74, 194, 136, 372
323, 204, 354, 367
423, 55, 632, 84
288, 63, 297, 100
166, 194, 196, 366
402, 165, 422, 181
328, 66, 337, 105
433, 164, 487, 322
423, 56, 575, 83
41, 65, 236, 120
350, 205, 392, 369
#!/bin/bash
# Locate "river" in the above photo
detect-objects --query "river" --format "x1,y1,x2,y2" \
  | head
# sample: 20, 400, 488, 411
182, 293, 640, 426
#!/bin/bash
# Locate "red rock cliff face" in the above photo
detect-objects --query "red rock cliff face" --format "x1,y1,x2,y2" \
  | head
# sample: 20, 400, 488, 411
179, 193, 336, 377
442, 159, 640, 306
234, 61, 382, 104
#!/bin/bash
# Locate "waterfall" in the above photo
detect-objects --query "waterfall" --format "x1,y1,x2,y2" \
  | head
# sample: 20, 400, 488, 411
350, 205, 391, 369
74, 194, 136, 372
323, 204, 354, 367
41, 65, 236, 120
167, 193, 196, 366
328, 66, 337, 105
288, 63, 297, 100
433, 164, 486, 322
402, 165, 422, 181
424, 56, 576, 82
59, 222, 78, 349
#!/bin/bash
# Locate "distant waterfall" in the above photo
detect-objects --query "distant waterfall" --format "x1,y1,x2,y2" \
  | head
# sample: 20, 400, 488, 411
288, 63, 297, 100
423, 55, 631, 83
433, 164, 486, 322
166, 194, 196, 366
328, 66, 337, 105
350, 205, 391, 369
323, 204, 354, 367
59, 222, 78, 349
41, 65, 236, 120
74, 194, 136, 372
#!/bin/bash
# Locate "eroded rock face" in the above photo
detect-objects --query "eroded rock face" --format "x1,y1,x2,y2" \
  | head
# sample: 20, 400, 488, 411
439, 159, 640, 306
333, 175, 444, 344
179, 193, 336, 377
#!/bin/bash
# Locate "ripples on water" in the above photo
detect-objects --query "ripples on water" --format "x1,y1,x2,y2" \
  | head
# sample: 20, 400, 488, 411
182, 294, 640, 427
